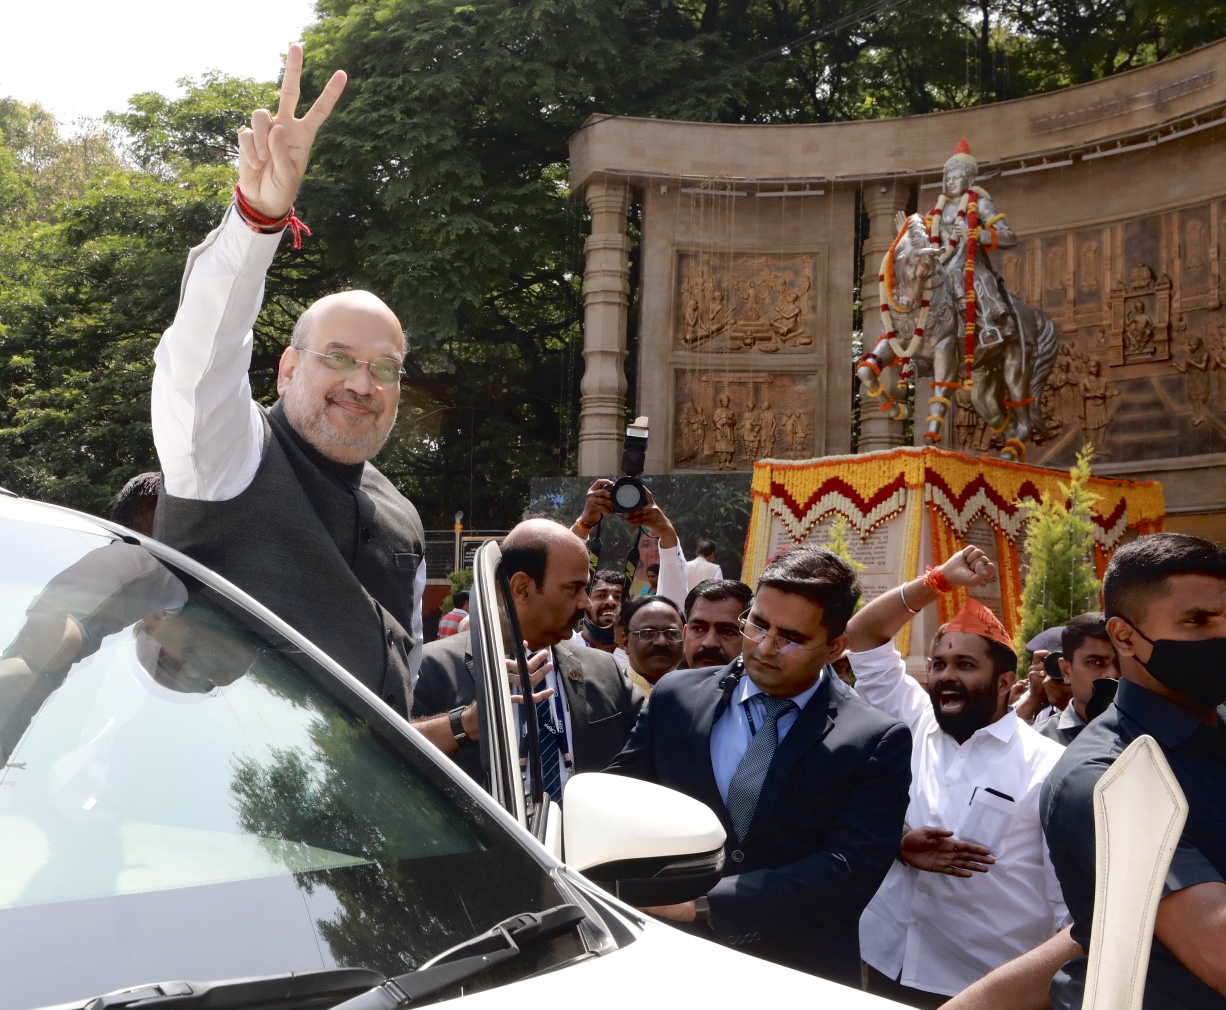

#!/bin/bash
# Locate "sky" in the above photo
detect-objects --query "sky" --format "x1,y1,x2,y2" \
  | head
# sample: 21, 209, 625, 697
0, 0, 321, 127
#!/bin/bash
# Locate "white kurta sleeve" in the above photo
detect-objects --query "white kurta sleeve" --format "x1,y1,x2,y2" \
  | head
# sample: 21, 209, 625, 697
849, 639, 932, 731
408, 558, 426, 687
152, 206, 284, 502
656, 544, 688, 608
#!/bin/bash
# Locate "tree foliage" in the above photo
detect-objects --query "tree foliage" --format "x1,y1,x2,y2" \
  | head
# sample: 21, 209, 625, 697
1014, 446, 1103, 655
2, 0, 1224, 523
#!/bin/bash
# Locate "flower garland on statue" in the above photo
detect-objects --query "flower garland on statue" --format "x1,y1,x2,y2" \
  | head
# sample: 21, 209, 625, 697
859, 224, 932, 422
879, 224, 933, 392
925, 187, 984, 389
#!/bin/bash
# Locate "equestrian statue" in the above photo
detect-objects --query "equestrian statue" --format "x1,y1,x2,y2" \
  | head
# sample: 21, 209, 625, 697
857, 139, 1060, 460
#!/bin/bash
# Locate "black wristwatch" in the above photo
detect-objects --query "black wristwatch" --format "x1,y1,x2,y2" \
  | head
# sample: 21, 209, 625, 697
694, 896, 711, 924
449, 705, 473, 745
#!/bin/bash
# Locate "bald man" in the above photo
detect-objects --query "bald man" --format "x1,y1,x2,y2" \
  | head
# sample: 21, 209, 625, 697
413, 519, 644, 793
151, 46, 426, 715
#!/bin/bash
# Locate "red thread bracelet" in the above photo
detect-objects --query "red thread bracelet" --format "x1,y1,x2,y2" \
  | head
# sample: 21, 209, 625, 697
923, 565, 952, 594
234, 185, 312, 250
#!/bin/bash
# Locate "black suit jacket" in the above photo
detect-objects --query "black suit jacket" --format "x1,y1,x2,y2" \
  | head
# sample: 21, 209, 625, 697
412, 632, 644, 782
606, 661, 912, 985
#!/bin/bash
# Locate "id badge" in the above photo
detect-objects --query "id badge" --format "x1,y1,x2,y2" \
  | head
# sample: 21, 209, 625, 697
956, 786, 1015, 852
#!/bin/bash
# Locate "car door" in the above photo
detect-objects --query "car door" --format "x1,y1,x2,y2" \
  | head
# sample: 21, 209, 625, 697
468, 538, 562, 853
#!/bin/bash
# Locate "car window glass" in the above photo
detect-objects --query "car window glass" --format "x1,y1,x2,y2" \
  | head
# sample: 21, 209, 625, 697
0, 520, 581, 1010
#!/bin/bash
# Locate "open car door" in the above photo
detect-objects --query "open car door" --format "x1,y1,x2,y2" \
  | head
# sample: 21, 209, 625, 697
468, 539, 728, 902
469, 538, 557, 848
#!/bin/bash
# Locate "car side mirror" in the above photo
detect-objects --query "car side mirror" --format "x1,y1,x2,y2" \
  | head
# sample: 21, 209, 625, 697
562, 773, 726, 906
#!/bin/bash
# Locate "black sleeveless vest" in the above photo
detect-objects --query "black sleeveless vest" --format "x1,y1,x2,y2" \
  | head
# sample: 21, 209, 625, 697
155, 401, 424, 715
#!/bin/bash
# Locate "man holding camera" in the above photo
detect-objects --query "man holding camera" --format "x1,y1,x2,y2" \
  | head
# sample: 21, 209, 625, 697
571, 479, 689, 616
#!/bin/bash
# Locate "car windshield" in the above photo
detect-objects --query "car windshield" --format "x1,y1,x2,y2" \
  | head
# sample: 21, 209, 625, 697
0, 514, 584, 1010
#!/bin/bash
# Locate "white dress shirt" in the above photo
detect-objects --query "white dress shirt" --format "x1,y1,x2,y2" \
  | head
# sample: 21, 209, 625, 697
709, 667, 824, 803
686, 555, 724, 591
850, 641, 1068, 997
150, 208, 425, 679
655, 543, 688, 608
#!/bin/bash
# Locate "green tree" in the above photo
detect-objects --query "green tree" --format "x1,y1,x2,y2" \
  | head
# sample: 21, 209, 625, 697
4, 0, 1226, 522
441, 568, 473, 615
0, 80, 320, 513
1014, 446, 1103, 655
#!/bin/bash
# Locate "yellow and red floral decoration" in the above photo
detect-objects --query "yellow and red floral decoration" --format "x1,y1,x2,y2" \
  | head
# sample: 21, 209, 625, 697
742, 447, 1165, 650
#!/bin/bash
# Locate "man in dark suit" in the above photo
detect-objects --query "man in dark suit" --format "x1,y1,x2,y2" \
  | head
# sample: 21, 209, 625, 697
413, 518, 643, 794
606, 544, 912, 985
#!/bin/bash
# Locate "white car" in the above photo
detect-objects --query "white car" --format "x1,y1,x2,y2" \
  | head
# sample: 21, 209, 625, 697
0, 494, 897, 1010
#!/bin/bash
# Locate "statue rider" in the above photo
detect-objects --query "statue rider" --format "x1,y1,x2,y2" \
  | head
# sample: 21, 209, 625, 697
920, 139, 1028, 450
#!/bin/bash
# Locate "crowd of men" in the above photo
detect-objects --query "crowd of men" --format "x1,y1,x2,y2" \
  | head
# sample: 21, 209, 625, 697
134, 47, 1225, 1010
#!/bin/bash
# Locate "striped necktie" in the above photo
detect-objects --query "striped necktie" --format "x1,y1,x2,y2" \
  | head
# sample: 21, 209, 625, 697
725, 694, 796, 842
536, 697, 563, 803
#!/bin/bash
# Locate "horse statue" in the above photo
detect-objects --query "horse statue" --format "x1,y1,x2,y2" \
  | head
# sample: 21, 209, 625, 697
857, 140, 1060, 460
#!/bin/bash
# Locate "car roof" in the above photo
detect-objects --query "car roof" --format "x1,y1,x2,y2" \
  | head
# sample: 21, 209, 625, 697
0, 494, 122, 539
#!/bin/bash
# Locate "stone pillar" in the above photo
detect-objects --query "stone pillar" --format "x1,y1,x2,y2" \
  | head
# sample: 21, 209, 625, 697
578, 177, 633, 476
857, 182, 911, 452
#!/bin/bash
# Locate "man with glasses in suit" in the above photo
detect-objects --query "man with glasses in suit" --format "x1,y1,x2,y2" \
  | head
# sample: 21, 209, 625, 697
621, 594, 685, 695
606, 544, 912, 984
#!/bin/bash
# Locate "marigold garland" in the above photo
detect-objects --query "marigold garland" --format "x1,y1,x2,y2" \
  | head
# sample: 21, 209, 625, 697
741, 449, 1167, 629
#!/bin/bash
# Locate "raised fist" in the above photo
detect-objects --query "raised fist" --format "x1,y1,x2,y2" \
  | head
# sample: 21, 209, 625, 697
939, 545, 996, 589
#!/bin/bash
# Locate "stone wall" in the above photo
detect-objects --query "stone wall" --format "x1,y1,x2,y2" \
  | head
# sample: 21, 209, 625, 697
637, 183, 855, 474
569, 40, 1226, 531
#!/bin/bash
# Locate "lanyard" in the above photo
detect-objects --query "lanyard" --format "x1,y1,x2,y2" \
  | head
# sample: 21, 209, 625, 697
524, 649, 574, 771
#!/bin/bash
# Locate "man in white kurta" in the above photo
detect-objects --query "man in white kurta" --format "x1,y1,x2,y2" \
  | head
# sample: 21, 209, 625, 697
846, 547, 1067, 1004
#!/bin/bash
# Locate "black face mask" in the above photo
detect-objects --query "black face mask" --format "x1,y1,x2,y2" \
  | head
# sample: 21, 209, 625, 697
581, 618, 617, 646
1084, 677, 1120, 722
1129, 624, 1226, 709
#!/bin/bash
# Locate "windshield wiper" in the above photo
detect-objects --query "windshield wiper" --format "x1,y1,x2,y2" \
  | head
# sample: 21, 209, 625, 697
81, 968, 384, 1010
75, 904, 584, 1010
331, 903, 586, 1010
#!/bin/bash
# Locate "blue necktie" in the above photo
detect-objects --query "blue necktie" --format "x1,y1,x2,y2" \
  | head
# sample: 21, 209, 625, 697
725, 694, 796, 842
536, 697, 563, 803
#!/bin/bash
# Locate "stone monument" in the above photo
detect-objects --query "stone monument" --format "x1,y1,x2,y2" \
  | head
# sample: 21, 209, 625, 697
569, 40, 1226, 537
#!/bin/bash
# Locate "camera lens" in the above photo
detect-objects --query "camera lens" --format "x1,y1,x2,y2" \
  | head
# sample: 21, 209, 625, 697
610, 476, 648, 513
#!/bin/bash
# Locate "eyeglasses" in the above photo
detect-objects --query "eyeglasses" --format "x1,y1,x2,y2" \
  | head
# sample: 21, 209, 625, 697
626, 628, 684, 642
297, 347, 406, 389
738, 614, 824, 655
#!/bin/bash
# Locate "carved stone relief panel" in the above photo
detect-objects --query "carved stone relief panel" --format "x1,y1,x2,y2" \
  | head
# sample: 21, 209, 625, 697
672, 370, 816, 471
1078, 237, 1101, 296
1109, 263, 1172, 365
1178, 205, 1217, 311
1002, 253, 1022, 294
949, 200, 1226, 470
674, 251, 819, 354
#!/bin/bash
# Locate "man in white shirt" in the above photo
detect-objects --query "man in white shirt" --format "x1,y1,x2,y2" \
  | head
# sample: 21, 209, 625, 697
686, 538, 724, 590
846, 546, 1067, 1007
150, 46, 427, 716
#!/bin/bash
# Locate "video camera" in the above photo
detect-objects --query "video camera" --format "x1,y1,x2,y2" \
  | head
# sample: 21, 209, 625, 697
609, 417, 650, 514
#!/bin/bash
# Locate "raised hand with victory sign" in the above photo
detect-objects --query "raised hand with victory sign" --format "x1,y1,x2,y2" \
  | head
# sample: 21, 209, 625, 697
236, 44, 347, 220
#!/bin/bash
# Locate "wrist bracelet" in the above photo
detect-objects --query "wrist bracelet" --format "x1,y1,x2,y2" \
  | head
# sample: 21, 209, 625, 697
233, 185, 312, 250
923, 565, 953, 594
574, 518, 593, 534
899, 582, 922, 614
